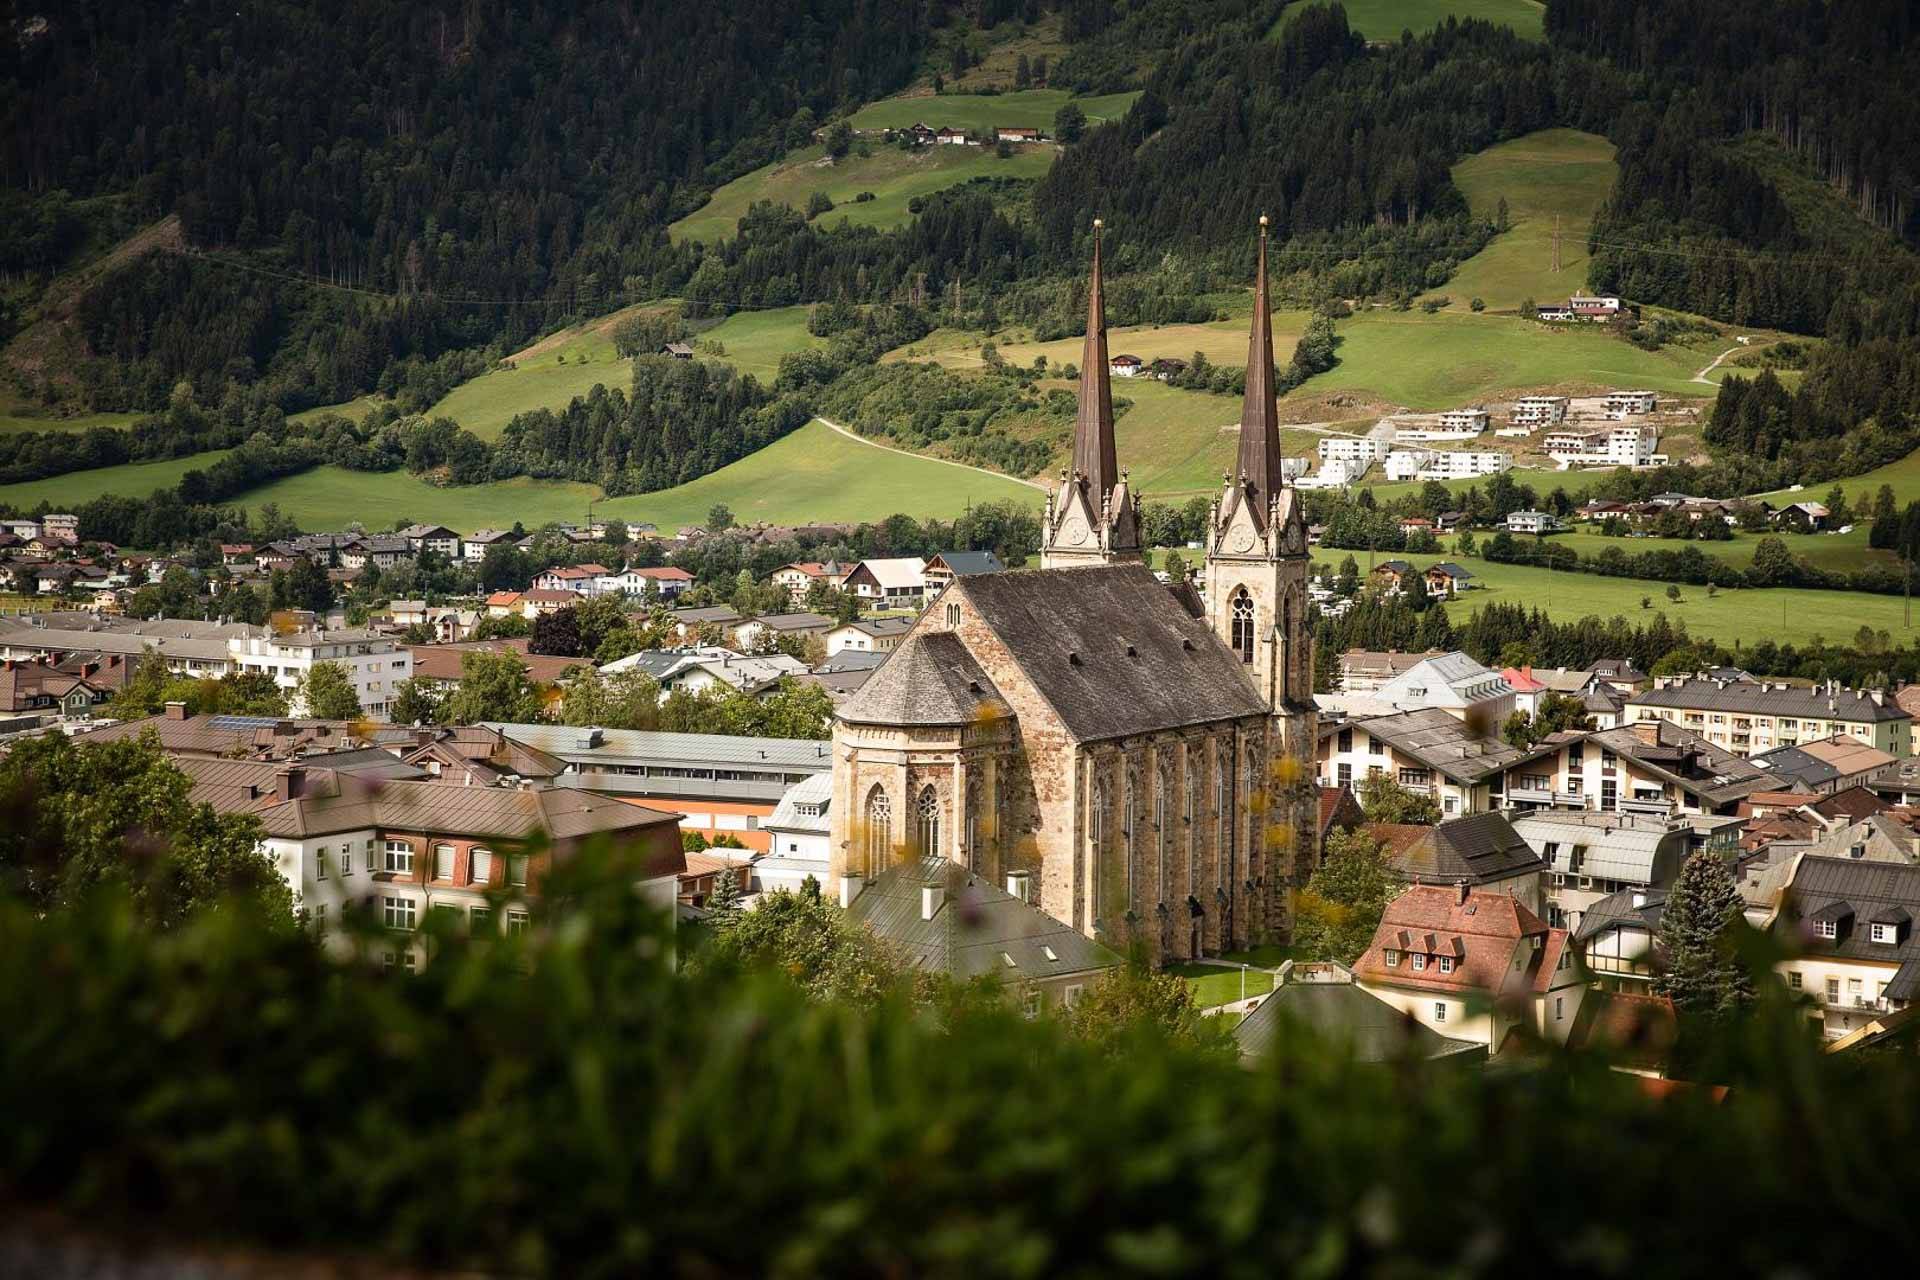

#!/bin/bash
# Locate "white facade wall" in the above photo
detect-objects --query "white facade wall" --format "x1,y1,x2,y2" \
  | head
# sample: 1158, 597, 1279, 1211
1512, 396, 1569, 426
1777, 955, 1904, 1039
1318, 435, 1391, 464
229, 634, 408, 717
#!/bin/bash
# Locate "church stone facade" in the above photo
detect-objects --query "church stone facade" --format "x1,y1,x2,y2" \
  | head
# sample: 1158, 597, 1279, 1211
828, 221, 1316, 964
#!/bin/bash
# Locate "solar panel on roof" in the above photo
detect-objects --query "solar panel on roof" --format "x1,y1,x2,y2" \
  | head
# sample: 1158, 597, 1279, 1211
206, 715, 283, 730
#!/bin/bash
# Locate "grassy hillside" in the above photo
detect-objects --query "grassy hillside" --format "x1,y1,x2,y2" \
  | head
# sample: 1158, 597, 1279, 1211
598, 419, 1038, 527
1758, 450, 1920, 512
1309, 546, 1916, 648
0, 449, 234, 508
1111, 381, 1326, 499
888, 314, 1303, 373
1304, 311, 1712, 408
672, 143, 1055, 245
0, 402, 142, 437
212, 468, 603, 531
1445, 129, 1618, 312
696, 307, 825, 384
1275, 0, 1546, 41
848, 89, 1139, 133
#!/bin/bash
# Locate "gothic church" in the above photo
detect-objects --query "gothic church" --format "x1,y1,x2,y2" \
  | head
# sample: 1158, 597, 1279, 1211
829, 220, 1317, 962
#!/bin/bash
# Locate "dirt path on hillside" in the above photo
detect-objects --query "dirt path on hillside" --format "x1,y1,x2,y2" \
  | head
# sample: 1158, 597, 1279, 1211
815, 417, 1047, 492
1695, 338, 1775, 384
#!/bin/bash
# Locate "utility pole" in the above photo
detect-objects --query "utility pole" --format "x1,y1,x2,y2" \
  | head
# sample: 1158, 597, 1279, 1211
1552, 213, 1563, 274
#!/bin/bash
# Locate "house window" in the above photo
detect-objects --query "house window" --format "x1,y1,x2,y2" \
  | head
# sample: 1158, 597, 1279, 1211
1816, 920, 1838, 939
471, 848, 493, 884
1230, 589, 1254, 664
311, 904, 327, 929
1022, 988, 1042, 1018
432, 843, 455, 881
1063, 984, 1083, 1007
1849, 977, 1863, 997
1438, 955, 1454, 974
382, 896, 416, 931
509, 855, 529, 888
1788, 971, 1802, 989
383, 840, 413, 874
1826, 977, 1840, 1002
1568, 742, 1584, 764
945, 602, 960, 626
1338, 728, 1353, 753
506, 909, 529, 935
471, 905, 493, 933
1555, 995, 1565, 1020
316, 846, 329, 880
1384, 949, 1400, 967
341, 848, 353, 877
1433, 1003, 1447, 1023
1871, 922, 1895, 943
1338, 763, 1352, 785
1411, 953, 1427, 971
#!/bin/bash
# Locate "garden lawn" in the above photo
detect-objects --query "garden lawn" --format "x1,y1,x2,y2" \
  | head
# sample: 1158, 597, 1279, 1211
1301, 311, 1712, 410
848, 89, 1139, 133
1274, 0, 1545, 40
1445, 129, 1617, 312
0, 448, 234, 507
1309, 546, 1920, 647
597, 419, 1039, 528
671, 143, 1055, 245
1170, 963, 1276, 1009
698, 307, 826, 384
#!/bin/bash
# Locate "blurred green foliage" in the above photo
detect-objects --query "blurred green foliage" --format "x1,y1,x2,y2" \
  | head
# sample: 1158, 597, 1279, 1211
0, 831, 1918, 1275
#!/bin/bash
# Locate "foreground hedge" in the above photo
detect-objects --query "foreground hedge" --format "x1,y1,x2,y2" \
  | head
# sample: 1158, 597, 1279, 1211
1, 850, 1916, 1277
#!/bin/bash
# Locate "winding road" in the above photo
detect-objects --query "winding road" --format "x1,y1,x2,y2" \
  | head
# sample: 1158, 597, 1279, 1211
815, 416, 1047, 493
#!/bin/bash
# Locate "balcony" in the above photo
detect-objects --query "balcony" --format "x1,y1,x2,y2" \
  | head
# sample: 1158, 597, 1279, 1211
1619, 795, 1673, 818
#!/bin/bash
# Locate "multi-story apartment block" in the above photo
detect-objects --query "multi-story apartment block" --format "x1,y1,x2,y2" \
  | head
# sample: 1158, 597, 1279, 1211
227, 628, 409, 717
1501, 720, 1772, 819
1511, 395, 1568, 427
1627, 676, 1911, 757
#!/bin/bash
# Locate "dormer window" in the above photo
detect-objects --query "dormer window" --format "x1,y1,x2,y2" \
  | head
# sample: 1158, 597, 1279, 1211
1411, 953, 1427, 971
1437, 955, 1454, 974
1816, 920, 1838, 940
1384, 949, 1400, 967
1872, 923, 1897, 944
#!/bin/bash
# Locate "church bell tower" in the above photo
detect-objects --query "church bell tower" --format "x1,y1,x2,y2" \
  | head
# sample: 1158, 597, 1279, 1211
1205, 216, 1313, 715
1040, 219, 1141, 570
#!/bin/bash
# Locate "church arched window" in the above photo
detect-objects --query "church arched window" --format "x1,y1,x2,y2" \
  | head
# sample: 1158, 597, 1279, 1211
916, 785, 941, 858
1230, 589, 1255, 664
1158, 762, 1174, 900
1091, 776, 1110, 920
1125, 766, 1140, 906
965, 780, 979, 865
865, 787, 892, 876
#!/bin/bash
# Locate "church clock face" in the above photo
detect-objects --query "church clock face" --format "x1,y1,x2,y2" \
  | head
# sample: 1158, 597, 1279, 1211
1228, 524, 1256, 554
1282, 521, 1306, 555
1061, 515, 1090, 545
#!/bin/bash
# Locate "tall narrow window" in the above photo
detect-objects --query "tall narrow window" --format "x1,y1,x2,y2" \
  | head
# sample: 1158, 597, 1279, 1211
1280, 591, 1294, 696
432, 843, 455, 881
916, 785, 941, 857
1158, 763, 1174, 901
866, 787, 893, 876
1230, 589, 1255, 664
1091, 777, 1110, 921
1125, 768, 1140, 906
964, 780, 979, 864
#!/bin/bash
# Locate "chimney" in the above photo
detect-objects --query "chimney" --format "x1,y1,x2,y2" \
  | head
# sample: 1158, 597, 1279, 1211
1454, 878, 1470, 906
1632, 889, 1648, 909
921, 882, 945, 921
275, 766, 306, 804
163, 700, 188, 720
838, 874, 864, 909
1006, 869, 1032, 903
1631, 718, 1662, 746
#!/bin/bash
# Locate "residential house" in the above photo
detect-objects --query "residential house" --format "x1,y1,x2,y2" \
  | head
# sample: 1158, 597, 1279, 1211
227, 626, 409, 717
484, 591, 524, 618
1337, 649, 1442, 693
1317, 434, 1393, 466
840, 856, 1120, 1014
1751, 734, 1897, 793
402, 639, 591, 698
1511, 396, 1568, 427
669, 604, 746, 644
177, 758, 682, 964
1367, 559, 1417, 593
594, 565, 692, 599
1503, 720, 1774, 818
1317, 707, 1547, 817
759, 772, 834, 894
921, 549, 1006, 594
483, 722, 832, 852
1325, 651, 1515, 727
1573, 887, 1666, 994
659, 648, 810, 699
1505, 510, 1560, 534
770, 561, 841, 606
1544, 424, 1661, 468
826, 615, 914, 656
1316, 784, 1366, 862
219, 543, 256, 566
995, 126, 1042, 143
520, 588, 584, 617
1510, 809, 1690, 931
398, 524, 461, 559
731, 612, 833, 651
1802, 809, 1920, 865
1398, 516, 1434, 538
661, 342, 695, 358
532, 564, 608, 595
1773, 501, 1831, 531
40, 513, 78, 543
463, 529, 516, 563
1604, 391, 1658, 415
1352, 884, 1588, 1049
1233, 961, 1487, 1065
1368, 811, 1549, 917
935, 127, 967, 145
1424, 562, 1474, 598
0, 652, 136, 717
679, 850, 753, 908
1628, 678, 1911, 757
1867, 756, 1920, 807
1108, 354, 1142, 377
1769, 855, 1920, 1040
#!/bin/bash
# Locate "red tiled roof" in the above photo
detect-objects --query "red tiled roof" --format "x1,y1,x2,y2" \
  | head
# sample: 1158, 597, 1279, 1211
485, 591, 522, 606
1352, 884, 1560, 997
631, 566, 693, 581
522, 589, 582, 603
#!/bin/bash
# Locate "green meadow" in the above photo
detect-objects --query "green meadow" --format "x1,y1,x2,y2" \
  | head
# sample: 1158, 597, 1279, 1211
671, 143, 1055, 245
696, 307, 825, 384
0, 449, 234, 508
1445, 129, 1618, 312
1309, 546, 1912, 648
847, 89, 1139, 134
0, 400, 142, 437
1275, 0, 1546, 41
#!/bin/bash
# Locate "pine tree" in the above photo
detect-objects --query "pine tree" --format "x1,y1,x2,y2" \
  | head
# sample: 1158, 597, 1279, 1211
1655, 851, 1754, 1015
706, 865, 744, 929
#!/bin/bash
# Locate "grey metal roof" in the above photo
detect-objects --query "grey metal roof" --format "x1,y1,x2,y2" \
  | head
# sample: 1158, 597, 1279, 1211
1587, 722, 1773, 807
927, 550, 1005, 576
1379, 812, 1545, 886
846, 856, 1119, 982
765, 772, 833, 834
1352, 708, 1545, 785
483, 722, 831, 772
947, 565, 1271, 742
1751, 744, 1839, 789
1233, 979, 1485, 1063
1573, 886, 1666, 944
836, 632, 1010, 727
1781, 856, 1920, 966
1632, 678, 1908, 723
752, 612, 833, 631
837, 616, 915, 637
1510, 811, 1682, 884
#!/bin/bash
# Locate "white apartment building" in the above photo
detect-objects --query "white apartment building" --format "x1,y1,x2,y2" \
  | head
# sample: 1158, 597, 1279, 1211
1604, 390, 1657, 415
1545, 424, 1660, 468
1394, 409, 1488, 442
228, 628, 409, 717
1384, 449, 1513, 482
1317, 434, 1392, 464
1511, 396, 1568, 427
1298, 457, 1362, 488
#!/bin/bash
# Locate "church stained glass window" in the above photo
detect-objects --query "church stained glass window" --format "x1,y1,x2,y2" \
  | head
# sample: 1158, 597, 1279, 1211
1231, 589, 1254, 663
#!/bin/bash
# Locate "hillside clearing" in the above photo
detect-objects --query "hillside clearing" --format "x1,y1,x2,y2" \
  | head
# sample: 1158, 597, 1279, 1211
1445, 129, 1618, 312
1275, 0, 1545, 41
697, 307, 824, 384
847, 89, 1139, 134
0, 449, 234, 508
672, 144, 1054, 245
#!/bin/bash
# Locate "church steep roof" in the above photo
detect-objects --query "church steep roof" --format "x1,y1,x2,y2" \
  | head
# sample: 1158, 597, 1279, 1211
953, 565, 1269, 741
836, 631, 1010, 727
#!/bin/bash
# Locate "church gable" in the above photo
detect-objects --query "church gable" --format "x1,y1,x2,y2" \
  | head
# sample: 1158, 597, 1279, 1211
954, 565, 1268, 742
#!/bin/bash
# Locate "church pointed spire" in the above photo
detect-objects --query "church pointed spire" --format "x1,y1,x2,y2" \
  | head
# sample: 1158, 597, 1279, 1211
1234, 215, 1286, 529
1071, 218, 1118, 502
